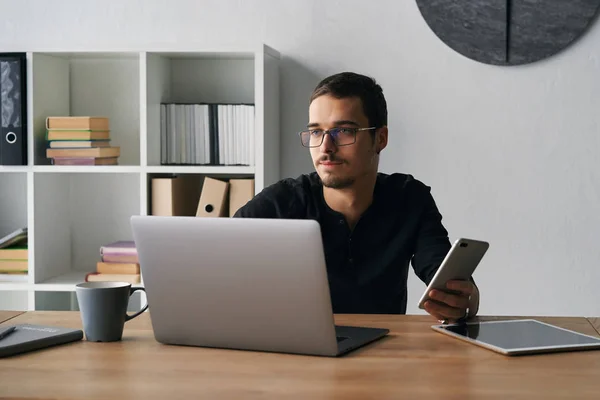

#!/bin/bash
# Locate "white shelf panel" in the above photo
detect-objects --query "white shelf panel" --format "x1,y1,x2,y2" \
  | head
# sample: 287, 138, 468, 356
151, 51, 254, 60
33, 51, 139, 59
33, 166, 142, 174
23, 46, 276, 58
0, 282, 31, 291
0, 166, 30, 173
34, 271, 145, 292
145, 166, 254, 175
34, 271, 91, 292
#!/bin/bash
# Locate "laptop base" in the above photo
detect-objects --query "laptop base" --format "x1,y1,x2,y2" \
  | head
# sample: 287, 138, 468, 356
335, 325, 390, 356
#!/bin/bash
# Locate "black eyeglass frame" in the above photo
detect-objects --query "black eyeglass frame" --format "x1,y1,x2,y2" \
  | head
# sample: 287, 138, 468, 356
298, 127, 377, 148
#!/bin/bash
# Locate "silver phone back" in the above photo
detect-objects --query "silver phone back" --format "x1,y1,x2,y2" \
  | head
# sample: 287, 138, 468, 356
130, 215, 340, 356
418, 238, 489, 308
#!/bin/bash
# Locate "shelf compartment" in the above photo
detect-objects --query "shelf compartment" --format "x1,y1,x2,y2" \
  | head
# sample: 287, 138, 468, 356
0, 173, 28, 240
33, 172, 140, 289
0, 173, 30, 286
147, 172, 255, 218
31, 51, 141, 167
145, 51, 255, 167
0, 290, 29, 310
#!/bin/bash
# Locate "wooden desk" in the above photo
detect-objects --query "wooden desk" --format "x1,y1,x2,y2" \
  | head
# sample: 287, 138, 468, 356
0, 310, 23, 324
589, 317, 600, 336
1, 312, 600, 399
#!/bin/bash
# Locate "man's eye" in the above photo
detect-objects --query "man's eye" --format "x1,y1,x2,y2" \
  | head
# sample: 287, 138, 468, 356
338, 128, 353, 134
310, 130, 323, 135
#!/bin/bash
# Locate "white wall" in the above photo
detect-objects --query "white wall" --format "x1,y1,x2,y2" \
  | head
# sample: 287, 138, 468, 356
2, 0, 599, 317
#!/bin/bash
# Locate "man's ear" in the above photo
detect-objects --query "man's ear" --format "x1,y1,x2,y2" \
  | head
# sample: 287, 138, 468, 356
376, 126, 388, 154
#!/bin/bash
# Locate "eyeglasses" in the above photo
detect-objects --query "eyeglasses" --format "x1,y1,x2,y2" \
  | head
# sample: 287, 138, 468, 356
298, 127, 376, 148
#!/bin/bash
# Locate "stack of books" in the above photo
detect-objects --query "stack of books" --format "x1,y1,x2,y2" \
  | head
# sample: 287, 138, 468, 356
85, 241, 140, 284
0, 227, 28, 283
45, 116, 120, 165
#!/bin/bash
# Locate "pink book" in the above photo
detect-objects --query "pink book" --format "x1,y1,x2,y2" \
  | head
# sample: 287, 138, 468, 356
100, 241, 138, 263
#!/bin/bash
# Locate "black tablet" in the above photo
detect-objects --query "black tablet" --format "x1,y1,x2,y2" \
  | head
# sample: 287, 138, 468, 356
432, 319, 600, 356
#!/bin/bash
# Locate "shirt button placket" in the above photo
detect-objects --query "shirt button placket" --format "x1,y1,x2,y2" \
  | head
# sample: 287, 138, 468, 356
348, 236, 353, 265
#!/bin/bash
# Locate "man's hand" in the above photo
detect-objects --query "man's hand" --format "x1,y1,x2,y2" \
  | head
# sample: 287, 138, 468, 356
423, 280, 479, 323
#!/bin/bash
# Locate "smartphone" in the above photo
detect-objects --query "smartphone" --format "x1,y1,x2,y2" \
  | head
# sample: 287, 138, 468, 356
418, 238, 489, 309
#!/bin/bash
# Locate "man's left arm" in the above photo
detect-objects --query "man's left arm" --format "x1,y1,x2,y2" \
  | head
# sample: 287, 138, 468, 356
410, 187, 479, 322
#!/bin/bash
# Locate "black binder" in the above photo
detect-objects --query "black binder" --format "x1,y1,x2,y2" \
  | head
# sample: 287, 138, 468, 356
0, 52, 27, 165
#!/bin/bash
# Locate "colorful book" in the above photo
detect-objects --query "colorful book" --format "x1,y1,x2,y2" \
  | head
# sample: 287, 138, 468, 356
46, 116, 109, 130
46, 130, 110, 141
49, 140, 111, 148
85, 272, 140, 284
0, 260, 28, 273
100, 241, 138, 263
51, 157, 119, 166
46, 146, 120, 159
96, 262, 140, 275
0, 246, 28, 260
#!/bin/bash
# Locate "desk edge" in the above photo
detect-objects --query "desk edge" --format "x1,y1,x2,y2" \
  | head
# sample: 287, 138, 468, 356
586, 318, 600, 337
0, 311, 25, 324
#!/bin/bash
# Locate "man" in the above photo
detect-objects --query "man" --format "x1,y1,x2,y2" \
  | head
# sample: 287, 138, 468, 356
234, 72, 479, 323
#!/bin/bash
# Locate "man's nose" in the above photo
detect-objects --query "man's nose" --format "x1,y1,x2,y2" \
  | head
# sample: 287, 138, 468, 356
320, 133, 337, 153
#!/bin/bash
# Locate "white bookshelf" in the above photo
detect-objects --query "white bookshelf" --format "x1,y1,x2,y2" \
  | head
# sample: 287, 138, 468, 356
0, 44, 281, 311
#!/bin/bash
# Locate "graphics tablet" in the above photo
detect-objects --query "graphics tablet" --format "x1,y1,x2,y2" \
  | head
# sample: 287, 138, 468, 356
432, 319, 600, 356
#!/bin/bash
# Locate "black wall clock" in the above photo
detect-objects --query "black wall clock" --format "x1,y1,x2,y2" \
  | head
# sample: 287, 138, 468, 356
416, 0, 600, 65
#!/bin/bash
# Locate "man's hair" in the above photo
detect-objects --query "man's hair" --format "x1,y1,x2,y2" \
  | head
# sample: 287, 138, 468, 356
310, 72, 388, 129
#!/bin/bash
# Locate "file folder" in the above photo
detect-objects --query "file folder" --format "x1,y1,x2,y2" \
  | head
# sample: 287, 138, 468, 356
151, 175, 202, 216
229, 178, 255, 216
196, 177, 229, 217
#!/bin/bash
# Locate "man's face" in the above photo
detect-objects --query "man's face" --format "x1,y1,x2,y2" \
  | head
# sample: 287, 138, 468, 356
308, 94, 386, 189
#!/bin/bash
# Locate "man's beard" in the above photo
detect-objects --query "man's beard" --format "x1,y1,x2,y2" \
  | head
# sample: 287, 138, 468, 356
315, 155, 354, 188
321, 175, 355, 189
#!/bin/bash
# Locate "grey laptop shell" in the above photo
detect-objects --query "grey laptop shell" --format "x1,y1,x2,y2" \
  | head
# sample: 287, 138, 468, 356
131, 216, 388, 357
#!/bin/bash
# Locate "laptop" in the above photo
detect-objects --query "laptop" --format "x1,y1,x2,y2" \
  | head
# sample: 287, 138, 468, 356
130, 215, 389, 357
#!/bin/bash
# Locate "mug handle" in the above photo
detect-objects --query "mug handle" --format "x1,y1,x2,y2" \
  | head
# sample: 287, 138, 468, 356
125, 287, 149, 322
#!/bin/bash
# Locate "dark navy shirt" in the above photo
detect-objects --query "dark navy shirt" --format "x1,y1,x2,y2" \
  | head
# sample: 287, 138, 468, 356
233, 172, 452, 314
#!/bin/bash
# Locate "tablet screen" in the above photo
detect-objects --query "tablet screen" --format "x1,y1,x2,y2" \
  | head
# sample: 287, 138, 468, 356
440, 319, 600, 349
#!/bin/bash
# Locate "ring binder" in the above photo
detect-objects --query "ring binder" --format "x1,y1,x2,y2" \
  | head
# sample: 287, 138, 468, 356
0, 52, 27, 165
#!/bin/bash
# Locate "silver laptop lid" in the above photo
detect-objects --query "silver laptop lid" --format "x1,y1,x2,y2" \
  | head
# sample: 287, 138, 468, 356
130, 215, 339, 356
